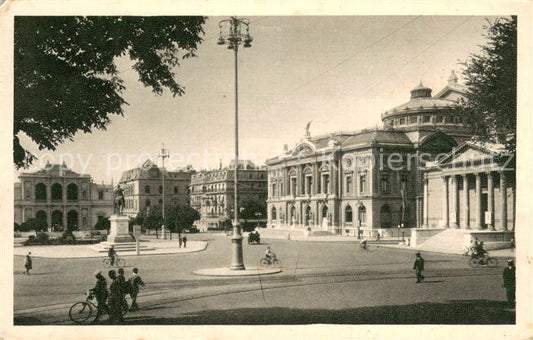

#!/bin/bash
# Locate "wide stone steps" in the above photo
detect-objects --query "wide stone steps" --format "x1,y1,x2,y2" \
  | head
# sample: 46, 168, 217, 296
90, 241, 156, 253
417, 229, 469, 255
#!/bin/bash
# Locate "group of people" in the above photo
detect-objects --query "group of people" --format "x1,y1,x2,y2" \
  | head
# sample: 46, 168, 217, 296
91, 267, 145, 324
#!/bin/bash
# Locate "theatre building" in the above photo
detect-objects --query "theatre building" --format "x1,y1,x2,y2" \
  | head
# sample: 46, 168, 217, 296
14, 162, 114, 230
266, 73, 481, 237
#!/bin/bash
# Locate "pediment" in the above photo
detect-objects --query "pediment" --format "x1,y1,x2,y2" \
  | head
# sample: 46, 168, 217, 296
438, 142, 502, 166
292, 141, 316, 157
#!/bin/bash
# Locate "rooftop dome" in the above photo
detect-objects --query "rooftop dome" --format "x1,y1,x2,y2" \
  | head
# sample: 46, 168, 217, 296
410, 82, 432, 99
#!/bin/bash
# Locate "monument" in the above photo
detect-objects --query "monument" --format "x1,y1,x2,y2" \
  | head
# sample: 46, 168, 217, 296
107, 185, 134, 243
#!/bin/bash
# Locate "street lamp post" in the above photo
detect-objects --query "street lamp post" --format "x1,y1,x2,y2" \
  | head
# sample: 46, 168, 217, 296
158, 145, 169, 240
218, 17, 253, 270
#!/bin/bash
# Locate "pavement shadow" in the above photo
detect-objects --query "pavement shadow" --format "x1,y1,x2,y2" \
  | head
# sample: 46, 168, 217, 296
121, 299, 515, 325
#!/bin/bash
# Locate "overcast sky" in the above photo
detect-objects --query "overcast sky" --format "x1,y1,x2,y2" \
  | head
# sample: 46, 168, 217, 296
15, 15, 498, 183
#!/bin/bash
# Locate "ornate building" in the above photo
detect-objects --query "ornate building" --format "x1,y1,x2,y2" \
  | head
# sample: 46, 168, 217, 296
189, 160, 268, 230
266, 72, 476, 236
14, 162, 114, 230
118, 159, 195, 218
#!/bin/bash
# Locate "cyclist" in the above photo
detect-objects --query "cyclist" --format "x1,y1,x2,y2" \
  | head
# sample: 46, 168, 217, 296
265, 246, 277, 264
474, 241, 487, 262
89, 270, 108, 323
108, 245, 117, 266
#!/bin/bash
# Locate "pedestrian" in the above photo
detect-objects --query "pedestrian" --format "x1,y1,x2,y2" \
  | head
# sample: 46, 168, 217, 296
117, 267, 129, 312
413, 252, 425, 283
503, 259, 516, 308
178, 235, 183, 248
182, 236, 187, 248
128, 268, 145, 311
107, 270, 124, 324
24, 252, 32, 275
89, 270, 109, 323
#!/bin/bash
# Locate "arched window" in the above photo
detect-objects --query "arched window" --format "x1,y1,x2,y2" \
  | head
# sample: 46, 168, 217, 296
158, 185, 163, 194
380, 205, 392, 228
358, 205, 367, 225
36, 210, 47, 225
145, 199, 151, 208
145, 185, 151, 194
345, 205, 353, 223
66, 183, 78, 200
51, 183, 62, 200
51, 210, 63, 230
67, 210, 79, 230
271, 207, 277, 221
35, 183, 47, 201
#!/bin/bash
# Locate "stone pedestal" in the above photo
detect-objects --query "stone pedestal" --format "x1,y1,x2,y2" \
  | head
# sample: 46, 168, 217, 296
107, 215, 134, 243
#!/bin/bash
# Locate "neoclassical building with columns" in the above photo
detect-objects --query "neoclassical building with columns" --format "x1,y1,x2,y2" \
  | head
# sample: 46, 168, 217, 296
266, 72, 515, 239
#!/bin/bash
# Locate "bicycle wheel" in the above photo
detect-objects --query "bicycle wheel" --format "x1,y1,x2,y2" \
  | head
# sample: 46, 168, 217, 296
69, 302, 94, 324
487, 257, 499, 268
272, 259, 282, 268
259, 258, 269, 267
116, 258, 125, 267
103, 258, 111, 267
469, 257, 480, 268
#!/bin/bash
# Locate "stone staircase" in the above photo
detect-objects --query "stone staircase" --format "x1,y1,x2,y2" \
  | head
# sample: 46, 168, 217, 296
90, 241, 155, 253
417, 229, 469, 255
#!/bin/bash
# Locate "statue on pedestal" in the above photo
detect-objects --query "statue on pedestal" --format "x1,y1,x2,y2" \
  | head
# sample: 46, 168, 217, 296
113, 185, 125, 215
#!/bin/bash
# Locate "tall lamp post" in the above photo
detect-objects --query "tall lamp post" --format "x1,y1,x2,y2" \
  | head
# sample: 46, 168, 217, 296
158, 145, 169, 239
217, 17, 253, 270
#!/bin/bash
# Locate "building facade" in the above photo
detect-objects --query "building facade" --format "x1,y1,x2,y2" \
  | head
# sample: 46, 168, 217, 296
14, 162, 114, 230
266, 72, 476, 236
118, 159, 195, 218
189, 160, 268, 230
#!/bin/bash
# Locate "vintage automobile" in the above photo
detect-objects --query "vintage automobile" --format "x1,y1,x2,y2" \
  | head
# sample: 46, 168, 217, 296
247, 231, 260, 245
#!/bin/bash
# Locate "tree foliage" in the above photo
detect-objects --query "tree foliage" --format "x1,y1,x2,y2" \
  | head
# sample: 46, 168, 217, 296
457, 16, 516, 154
14, 16, 206, 168
239, 198, 267, 221
166, 204, 200, 232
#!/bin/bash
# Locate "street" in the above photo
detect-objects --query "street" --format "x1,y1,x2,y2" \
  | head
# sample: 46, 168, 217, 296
14, 232, 514, 325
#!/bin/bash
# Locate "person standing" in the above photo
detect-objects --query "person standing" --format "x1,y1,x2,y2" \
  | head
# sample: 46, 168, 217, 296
182, 236, 187, 248
107, 270, 124, 324
503, 259, 516, 308
90, 270, 109, 323
117, 267, 129, 312
178, 234, 183, 248
108, 245, 117, 266
24, 252, 32, 275
413, 252, 425, 283
128, 268, 145, 311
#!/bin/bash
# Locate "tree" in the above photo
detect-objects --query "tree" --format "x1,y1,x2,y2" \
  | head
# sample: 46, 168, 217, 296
239, 198, 267, 221
19, 218, 48, 232
456, 16, 516, 155
94, 216, 111, 231
166, 204, 200, 232
144, 205, 163, 230
14, 16, 206, 168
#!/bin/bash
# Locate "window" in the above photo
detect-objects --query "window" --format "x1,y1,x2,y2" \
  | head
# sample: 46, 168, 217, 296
409, 116, 418, 124
51, 183, 63, 200
422, 115, 431, 123
305, 176, 313, 195
322, 174, 330, 194
158, 185, 163, 194
174, 186, 178, 194
158, 199, 163, 205
454, 116, 463, 124
358, 205, 367, 225
145, 199, 151, 207
67, 183, 78, 200
359, 172, 367, 193
346, 175, 352, 194
145, 185, 150, 194
398, 118, 405, 125
436, 115, 444, 123
290, 177, 297, 196
345, 205, 353, 223
35, 183, 47, 200
381, 173, 389, 193
280, 182, 284, 196
272, 183, 277, 197
98, 190, 104, 200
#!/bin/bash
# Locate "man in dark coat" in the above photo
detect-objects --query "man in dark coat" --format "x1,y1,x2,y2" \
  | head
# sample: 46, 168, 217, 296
117, 267, 129, 312
24, 252, 32, 275
503, 259, 516, 307
90, 270, 108, 323
107, 270, 124, 324
128, 268, 145, 311
413, 252, 425, 283
108, 246, 117, 266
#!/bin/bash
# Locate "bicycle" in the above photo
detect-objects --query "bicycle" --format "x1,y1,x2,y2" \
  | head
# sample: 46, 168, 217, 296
69, 291, 128, 324
469, 255, 499, 268
259, 257, 281, 268
103, 256, 125, 267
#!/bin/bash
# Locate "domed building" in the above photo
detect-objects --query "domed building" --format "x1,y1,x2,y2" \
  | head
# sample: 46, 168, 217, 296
265, 72, 475, 237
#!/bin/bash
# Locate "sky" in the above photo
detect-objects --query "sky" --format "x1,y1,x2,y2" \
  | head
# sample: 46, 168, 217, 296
14, 15, 498, 183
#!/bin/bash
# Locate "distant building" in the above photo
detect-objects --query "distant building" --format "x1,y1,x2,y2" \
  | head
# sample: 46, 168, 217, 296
14, 162, 114, 230
119, 159, 195, 218
266, 72, 475, 236
189, 160, 268, 230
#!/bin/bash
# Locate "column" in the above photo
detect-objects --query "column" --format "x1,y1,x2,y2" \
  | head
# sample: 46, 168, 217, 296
423, 178, 429, 227
500, 171, 508, 231
441, 176, 449, 228
451, 176, 459, 228
475, 173, 483, 229
487, 172, 494, 230
462, 174, 470, 229
63, 207, 68, 230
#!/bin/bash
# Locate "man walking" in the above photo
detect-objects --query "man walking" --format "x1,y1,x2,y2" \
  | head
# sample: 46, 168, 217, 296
182, 236, 187, 248
90, 270, 108, 323
108, 245, 117, 266
107, 270, 124, 324
117, 267, 129, 312
503, 259, 516, 308
413, 252, 425, 283
24, 252, 32, 275
128, 268, 145, 311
